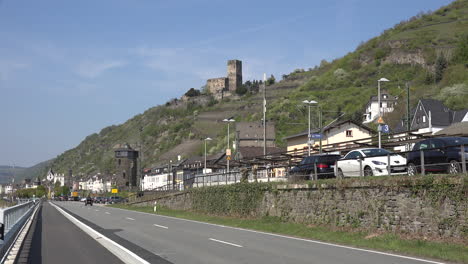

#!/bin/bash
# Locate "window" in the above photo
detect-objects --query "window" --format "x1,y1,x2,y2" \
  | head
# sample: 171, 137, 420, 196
423, 115, 426, 122
345, 151, 359, 159
419, 143, 428, 150
346, 130, 353, 137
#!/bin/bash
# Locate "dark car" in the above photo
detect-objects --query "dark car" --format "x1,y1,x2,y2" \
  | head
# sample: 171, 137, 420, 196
108, 196, 124, 204
84, 197, 93, 206
290, 154, 342, 179
94, 197, 104, 204
407, 137, 468, 175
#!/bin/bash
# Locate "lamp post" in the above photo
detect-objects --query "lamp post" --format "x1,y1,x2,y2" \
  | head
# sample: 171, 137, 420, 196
377, 78, 390, 149
303, 100, 318, 156
204, 137, 212, 174
222, 118, 235, 173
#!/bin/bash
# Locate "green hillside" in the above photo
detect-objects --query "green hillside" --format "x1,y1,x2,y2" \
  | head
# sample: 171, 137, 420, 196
47, 0, 468, 177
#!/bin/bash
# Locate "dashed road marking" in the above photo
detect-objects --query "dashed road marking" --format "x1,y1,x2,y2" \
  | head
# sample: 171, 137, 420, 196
209, 238, 243, 248
125, 217, 135, 221
105, 212, 111, 215
153, 224, 168, 229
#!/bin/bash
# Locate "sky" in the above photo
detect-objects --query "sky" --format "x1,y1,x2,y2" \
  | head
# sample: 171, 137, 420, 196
0, 0, 453, 167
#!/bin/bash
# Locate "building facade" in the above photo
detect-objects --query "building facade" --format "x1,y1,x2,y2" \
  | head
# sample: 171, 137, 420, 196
363, 92, 398, 124
115, 144, 139, 189
236, 121, 276, 148
285, 120, 374, 154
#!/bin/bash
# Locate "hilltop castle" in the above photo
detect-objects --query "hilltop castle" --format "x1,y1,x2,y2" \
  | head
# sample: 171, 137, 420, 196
206, 60, 242, 99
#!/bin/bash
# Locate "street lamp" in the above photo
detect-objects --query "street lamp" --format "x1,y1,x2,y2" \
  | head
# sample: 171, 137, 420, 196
303, 100, 318, 156
377, 78, 390, 149
204, 137, 212, 174
222, 118, 235, 173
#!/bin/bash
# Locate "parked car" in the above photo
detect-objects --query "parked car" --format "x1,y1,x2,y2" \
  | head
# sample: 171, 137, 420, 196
407, 137, 468, 175
289, 154, 341, 179
335, 148, 407, 177
94, 197, 104, 204
108, 196, 124, 204
84, 197, 93, 206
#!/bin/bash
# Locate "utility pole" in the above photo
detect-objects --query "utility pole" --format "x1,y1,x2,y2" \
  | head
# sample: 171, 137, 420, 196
406, 82, 411, 132
319, 108, 322, 154
263, 73, 267, 156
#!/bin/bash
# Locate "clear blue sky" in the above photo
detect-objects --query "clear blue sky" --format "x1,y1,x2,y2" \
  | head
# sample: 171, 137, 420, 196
0, 0, 452, 167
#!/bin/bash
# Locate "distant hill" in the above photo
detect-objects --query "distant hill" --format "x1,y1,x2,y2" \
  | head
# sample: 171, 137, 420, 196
0, 166, 26, 184
46, 0, 468, 177
0, 160, 52, 183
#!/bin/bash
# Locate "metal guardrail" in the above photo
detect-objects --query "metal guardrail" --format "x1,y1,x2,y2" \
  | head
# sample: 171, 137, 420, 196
0, 199, 39, 260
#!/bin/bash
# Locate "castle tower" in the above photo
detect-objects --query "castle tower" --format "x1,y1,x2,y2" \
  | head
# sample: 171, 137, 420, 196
115, 144, 139, 190
227, 60, 242, 92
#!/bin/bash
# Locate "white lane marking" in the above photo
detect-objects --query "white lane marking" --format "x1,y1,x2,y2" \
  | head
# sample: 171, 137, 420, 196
126, 217, 135, 221
49, 202, 150, 264
209, 238, 243, 248
105, 212, 111, 215
153, 224, 168, 229
95, 209, 100, 212
108, 207, 445, 264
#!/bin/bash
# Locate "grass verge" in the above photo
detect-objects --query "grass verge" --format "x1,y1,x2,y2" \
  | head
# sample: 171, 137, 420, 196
109, 204, 468, 263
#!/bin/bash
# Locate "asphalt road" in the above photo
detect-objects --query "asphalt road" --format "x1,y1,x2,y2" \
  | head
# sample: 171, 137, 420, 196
50, 201, 445, 264
29, 202, 124, 264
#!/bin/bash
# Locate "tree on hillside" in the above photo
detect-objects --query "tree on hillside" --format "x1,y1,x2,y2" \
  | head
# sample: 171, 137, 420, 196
435, 55, 448, 83
454, 34, 468, 65
235, 84, 248, 95
266, 75, 276, 85
185, 88, 201, 97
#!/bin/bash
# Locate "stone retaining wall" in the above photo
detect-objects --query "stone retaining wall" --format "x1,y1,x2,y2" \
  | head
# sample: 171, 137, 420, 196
132, 177, 467, 239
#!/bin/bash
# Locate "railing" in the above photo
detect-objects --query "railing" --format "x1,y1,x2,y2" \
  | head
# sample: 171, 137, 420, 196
139, 143, 468, 196
141, 170, 288, 194
276, 143, 468, 181
0, 199, 39, 260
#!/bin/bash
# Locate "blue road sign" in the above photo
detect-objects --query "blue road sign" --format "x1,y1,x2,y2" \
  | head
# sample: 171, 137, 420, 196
309, 133, 323, 139
380, 124, 390, 133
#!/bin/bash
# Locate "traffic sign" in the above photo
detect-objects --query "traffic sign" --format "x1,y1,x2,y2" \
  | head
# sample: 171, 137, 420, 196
111, 188, 118, 194
226, 149, 231, 156
226, 155, 231, 161
381, 124, 390, 133
309, 133, 323, 139
377, 116, 385, 124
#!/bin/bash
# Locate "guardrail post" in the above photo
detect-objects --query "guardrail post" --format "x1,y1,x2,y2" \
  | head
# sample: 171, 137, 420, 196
387, 153, 391, 176
359, 159, 363, 177
313, 163, 318, 181
462, 144, 467, 174
420, 150, 425, 176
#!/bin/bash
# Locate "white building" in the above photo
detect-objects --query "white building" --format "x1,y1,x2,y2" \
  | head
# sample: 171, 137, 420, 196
363, 92, 398, 124
5, 185, 13, 194
78, 174, 113, 193
142, 166, 170, 191
46, 169, 65, 186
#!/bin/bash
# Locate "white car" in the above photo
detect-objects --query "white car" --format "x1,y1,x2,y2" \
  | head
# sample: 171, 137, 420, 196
335, 148, 407, 177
